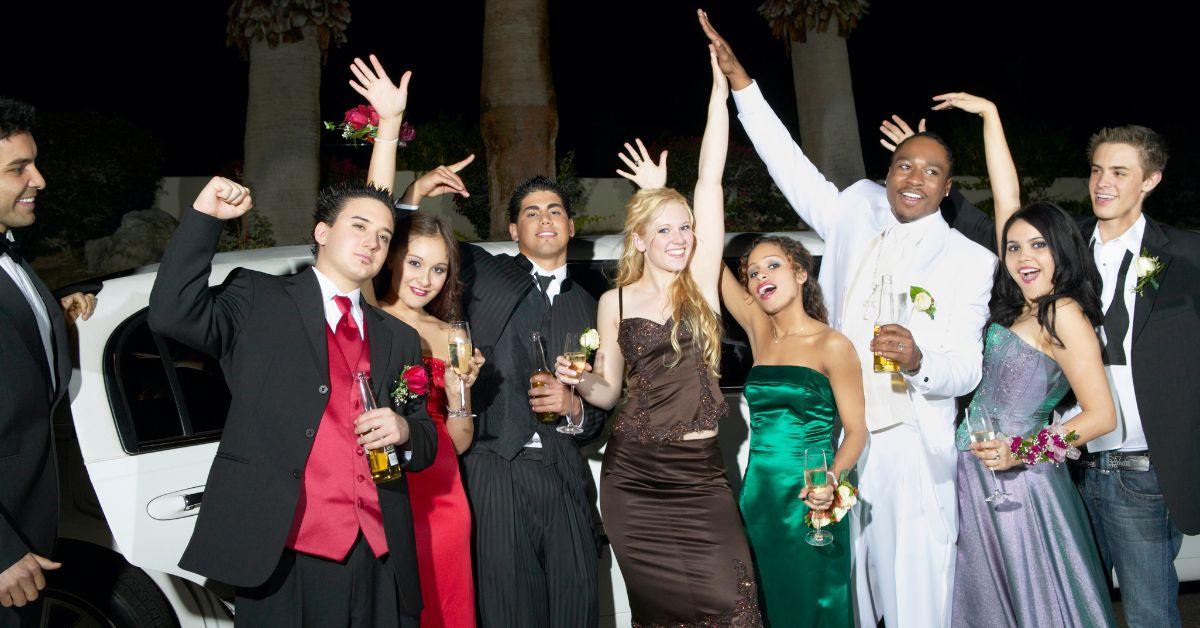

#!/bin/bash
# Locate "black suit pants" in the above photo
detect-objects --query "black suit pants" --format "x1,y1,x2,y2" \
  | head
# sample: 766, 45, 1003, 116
234, 535, 417, 628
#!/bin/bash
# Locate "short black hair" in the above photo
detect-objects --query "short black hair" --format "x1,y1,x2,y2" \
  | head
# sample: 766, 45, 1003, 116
892, 131, 955, 177
0, 97, 36, 142
310, 182, 396, 256
507, 175, 572, 224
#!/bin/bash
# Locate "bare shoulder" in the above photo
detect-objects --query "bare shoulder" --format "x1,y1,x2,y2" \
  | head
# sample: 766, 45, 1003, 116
817, 325, 856, 357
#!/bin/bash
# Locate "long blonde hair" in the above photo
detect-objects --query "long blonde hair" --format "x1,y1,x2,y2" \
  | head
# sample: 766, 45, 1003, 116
615, 188, 722, 374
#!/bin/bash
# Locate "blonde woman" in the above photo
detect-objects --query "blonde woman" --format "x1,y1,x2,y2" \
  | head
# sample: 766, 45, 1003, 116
555, 21, 761, 625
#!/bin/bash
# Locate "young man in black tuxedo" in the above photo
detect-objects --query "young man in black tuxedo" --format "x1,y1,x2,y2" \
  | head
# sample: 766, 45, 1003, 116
0, 97, 93, 626
149, 177, 436, 627
934, 124, 1199, 627
398, 173, 607, 627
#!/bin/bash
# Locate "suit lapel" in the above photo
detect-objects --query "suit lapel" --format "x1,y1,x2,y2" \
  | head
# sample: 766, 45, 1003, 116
364, 305, 394, 400
0, 264, 52, 388
284, 268, 330, 384
471, 254, 537, 349
22, 258, 71, 399
1131, 218, 1171, 344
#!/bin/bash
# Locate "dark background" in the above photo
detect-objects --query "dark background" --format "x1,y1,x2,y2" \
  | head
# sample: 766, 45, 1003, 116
4, 1, 1194, 204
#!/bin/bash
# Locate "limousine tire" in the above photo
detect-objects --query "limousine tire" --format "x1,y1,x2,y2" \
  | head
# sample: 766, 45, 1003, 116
39, 539, 179, 627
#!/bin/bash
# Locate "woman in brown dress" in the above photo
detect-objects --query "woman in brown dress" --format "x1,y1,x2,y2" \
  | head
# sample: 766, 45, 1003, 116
556, 30, 762, 626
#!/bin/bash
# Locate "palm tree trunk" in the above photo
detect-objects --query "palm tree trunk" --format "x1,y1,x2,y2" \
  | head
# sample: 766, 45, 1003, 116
243, 25, 321, 245
481, 0, 558, 239
790, 30, 865, 189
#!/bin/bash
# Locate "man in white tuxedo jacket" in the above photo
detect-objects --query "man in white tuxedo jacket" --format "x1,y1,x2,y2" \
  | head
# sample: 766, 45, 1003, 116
699, 19, 994, 626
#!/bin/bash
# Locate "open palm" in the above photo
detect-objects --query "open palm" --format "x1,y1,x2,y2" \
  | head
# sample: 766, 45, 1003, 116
349, 54, 411, 121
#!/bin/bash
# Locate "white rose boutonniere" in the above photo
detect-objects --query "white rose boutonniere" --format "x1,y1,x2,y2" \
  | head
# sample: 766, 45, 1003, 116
580, 328, 600, 356
1133, 248, 1164, 297
910, 286, 936, 320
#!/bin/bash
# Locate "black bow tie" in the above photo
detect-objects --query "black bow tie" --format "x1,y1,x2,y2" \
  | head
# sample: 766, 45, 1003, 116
0, 236, 21, 262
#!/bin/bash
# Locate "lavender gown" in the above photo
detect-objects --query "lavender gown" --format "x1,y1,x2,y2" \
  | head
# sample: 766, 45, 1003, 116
952, 324, 1116, 627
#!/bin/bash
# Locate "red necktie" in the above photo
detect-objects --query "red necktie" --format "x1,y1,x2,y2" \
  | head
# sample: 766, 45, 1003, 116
333, 295, 364, 370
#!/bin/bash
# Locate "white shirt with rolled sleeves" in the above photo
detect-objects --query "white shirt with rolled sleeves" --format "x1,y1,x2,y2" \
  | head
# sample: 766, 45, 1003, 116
733, 79, 995, 628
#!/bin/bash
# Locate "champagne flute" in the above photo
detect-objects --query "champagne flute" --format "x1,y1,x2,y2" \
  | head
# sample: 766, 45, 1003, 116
558, 332, 587, 435
804, 449, 834, 547
447, 321, 472, 412
967, 408, 1010, 503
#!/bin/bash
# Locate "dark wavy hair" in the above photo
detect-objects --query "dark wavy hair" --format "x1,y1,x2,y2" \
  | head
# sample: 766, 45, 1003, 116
989, 202, 1103, 347
507, 175, 572, 223
0, 97, 35, 141
310, 182, 396, 256
375, 212, 463, 322
738, 235, 828, 324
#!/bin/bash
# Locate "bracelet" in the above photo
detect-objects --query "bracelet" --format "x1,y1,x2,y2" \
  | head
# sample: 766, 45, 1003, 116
1008, 425, 1080, 465
373, 136, 400, 144
447, 409, 475, 419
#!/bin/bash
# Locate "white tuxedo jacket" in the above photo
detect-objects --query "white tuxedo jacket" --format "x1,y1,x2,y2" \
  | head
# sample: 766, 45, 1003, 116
733, 80, 995, 543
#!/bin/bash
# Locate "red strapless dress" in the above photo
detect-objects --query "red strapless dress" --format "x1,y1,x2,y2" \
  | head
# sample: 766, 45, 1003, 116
408, 357, 475, 627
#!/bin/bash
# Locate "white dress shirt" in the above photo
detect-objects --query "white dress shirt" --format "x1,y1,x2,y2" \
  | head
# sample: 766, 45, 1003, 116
312, 267, 364, 338
1075, 215, 1147, 452
1, 230, 55, 389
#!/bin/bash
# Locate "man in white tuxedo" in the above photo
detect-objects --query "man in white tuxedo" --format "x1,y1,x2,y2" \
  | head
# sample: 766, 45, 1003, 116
700, 14, 994, 627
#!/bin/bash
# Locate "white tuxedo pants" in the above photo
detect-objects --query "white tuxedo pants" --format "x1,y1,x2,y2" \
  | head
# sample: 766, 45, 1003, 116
853, 423, 954, 628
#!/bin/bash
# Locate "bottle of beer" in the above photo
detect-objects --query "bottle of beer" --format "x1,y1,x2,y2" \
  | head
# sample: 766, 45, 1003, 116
356, 372, 404, 483
873, 275, 900, 373
529, 331, 560, 424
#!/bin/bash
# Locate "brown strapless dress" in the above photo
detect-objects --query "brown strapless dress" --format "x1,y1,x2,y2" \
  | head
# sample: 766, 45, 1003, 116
602, 314, 762, 627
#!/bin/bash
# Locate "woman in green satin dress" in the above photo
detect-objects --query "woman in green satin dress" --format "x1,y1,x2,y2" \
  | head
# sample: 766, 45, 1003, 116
719, 236, 868, 627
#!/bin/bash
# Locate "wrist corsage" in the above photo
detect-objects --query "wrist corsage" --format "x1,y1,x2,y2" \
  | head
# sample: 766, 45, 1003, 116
390, 364, 430, 415
323, 104, 415, 146
805, 473, 858, 528
1008, 424, 1080, 466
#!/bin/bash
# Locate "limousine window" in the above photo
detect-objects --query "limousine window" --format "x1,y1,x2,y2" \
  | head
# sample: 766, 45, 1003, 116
105, 309, 231, 453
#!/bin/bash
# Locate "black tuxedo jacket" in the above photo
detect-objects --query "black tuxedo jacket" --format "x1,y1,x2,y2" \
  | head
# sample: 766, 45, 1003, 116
942, 194, 1200, 534
0, 251, 71, 571
148, 209, 437, 611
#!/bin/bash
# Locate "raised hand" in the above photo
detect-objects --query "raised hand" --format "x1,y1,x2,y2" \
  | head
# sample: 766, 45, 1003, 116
932, 92, 997, 117
615, 139, 667, 190
411, 154, 475, 201
879, 114, 926, 152
349, 54, 411, 123
697, 9, 751, 90
192, 177, 252, 220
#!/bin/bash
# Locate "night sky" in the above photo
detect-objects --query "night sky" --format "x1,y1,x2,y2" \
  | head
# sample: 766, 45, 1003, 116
6, 1, 1194, 186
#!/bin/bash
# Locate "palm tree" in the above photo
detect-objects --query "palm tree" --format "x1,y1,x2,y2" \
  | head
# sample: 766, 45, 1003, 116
227, 0, 351, 245
480, 0, 558, 239
759, 0, 869, 189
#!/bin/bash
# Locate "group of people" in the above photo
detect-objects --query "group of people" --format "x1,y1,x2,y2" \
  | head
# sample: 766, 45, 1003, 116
3, 8, 1198, 628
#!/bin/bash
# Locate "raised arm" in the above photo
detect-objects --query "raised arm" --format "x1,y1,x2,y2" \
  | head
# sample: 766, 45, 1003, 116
347, 54, 411, 192
690, 43, 730, 310
933, 93, 1019, 256
719, 265, 765, 348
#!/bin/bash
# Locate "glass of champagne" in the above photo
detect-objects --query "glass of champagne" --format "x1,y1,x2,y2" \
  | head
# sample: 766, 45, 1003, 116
529, 331, 559, 424
558, 332, 587, 435
804, 449, 834, 547
967, 408, 1010, 503
447, 321, 473, 413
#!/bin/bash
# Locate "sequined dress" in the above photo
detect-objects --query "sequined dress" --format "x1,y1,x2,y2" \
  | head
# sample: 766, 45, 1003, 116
952, 324, 1115, 627
602, 301, 762, 627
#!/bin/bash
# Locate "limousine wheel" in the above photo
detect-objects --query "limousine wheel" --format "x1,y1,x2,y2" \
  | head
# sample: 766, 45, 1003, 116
39, 540, 178, 628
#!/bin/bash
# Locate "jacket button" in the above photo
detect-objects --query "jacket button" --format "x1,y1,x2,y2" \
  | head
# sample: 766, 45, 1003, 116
305, 428, 315, 438
292, 469, 301, 479
923, 376, 930, 383
318, 385, 329, 394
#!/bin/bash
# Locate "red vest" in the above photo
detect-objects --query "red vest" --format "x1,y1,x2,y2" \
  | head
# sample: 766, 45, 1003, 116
285, 321, 389, 560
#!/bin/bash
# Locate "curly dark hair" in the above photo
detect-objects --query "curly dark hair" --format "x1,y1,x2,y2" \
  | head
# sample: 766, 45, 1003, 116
507, 175, 572, 224
892, 131, 955, 177
738, 235, 828, 324
310, 182, 396, 256
374, 212, 463, 322
0, 97, 35, 141
989, 202, 1103, 348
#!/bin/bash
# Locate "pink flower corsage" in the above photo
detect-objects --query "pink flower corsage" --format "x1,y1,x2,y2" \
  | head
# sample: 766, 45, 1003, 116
1008, 424, 1080, 466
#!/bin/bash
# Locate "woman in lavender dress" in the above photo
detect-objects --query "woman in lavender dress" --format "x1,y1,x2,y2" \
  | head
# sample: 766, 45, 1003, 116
936, 93, 1118, 627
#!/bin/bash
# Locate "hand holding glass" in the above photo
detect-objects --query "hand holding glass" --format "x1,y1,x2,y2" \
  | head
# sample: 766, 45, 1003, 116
967, 408, 1011, 503
804, 449, 834, 547
447, 321, 472, 412
557, 333, 587, 435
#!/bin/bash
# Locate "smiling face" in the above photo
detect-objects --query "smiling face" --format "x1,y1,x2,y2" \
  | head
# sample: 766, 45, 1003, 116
1089, 141, 1162, 231
388, 234, 450, 310
633, 200, 694, 273
509, 189, 574, 267
744, 242, 806, 315
1004, 218, 1056, 303
0, 132, 46, 234
313, 197, 394, 291
885, 136, 952, 223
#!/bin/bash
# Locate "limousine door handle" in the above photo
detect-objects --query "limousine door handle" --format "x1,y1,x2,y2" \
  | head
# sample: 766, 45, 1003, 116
147, 486, 205, 520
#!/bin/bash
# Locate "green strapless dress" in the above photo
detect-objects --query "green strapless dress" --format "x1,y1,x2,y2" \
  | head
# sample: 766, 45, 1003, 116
739, 365, 852, 628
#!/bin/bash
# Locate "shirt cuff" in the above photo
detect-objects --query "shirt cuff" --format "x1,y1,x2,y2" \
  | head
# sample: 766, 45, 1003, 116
395, 202, 419, 212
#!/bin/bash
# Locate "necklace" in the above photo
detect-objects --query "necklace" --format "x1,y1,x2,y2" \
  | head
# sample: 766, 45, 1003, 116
771, 323, 808, 344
